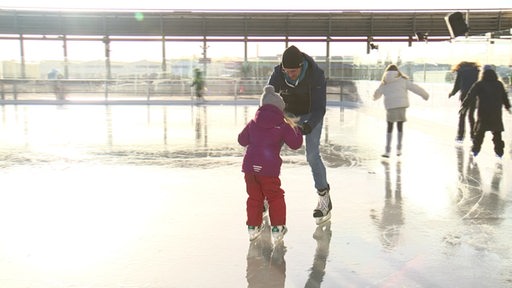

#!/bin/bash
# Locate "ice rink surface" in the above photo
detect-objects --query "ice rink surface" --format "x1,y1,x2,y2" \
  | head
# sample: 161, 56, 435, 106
0, 90, 511, 287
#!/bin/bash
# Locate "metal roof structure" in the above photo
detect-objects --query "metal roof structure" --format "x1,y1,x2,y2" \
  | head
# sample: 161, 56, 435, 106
0, 8, 511, 42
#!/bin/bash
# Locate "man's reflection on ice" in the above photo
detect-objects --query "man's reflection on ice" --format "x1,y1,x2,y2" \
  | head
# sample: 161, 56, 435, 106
305, 221, 332, 288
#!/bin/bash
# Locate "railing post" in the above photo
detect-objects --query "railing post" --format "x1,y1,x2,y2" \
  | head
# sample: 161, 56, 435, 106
234, 79, 238, 103
146, 80, 154, 101
13, 81, 18, 100
104, 79, 109, 101
0, 80, 4, 100
339, 82, 343, 103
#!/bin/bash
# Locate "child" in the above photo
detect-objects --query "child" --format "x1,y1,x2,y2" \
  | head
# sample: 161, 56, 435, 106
190, 68, 205, 101
373, 64, 429, 157
461, 66, 511, 157
238, 85, 303, 242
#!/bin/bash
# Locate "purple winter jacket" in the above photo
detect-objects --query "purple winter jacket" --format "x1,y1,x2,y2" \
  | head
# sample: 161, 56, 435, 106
238, 104, 303, 177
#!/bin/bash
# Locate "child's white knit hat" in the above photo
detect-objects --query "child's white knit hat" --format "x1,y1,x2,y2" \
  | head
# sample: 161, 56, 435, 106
260, 85, 285, 111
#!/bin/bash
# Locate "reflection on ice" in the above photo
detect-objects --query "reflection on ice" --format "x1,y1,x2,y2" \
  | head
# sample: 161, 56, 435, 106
370, 160, 404, 250
246, 219, 286, 288
304, 221, 332, 288
0, 100, 511, 287
0, 104, 369, 170
246, 220, 333, 288
455, 146, 507, 224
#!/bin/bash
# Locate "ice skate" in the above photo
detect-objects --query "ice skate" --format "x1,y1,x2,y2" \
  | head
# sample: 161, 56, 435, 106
381, 132, 392, 158
396, 132, 403, 156
248, 222, 265, 241
271, 225, 287, 243
494, 140, 504, 158
313, 187, 332, 225
471, 145, 480, 157
314, 211, 331, 225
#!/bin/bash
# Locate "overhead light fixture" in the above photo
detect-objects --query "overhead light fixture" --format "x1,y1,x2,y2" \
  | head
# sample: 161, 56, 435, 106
415, 32, 428, 42
366, 36, 378, 54
445, 12, 469, 38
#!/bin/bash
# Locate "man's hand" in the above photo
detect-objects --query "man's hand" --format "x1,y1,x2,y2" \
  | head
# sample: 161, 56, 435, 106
299, 122, 312, 135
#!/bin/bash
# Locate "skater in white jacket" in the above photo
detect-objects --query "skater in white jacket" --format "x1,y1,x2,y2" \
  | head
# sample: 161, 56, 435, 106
373, 64, 429, 157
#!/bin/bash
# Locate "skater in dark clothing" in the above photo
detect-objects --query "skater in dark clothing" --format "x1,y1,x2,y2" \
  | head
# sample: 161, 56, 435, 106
449, 61, 480, 142
267, 45, 331, 225
461, 67, 511, 157
238, 85, 303, 242
191, 68, 205, 101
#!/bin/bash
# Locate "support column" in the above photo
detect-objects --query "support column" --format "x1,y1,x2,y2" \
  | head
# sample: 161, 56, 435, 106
244, 36, 248, 63
103, 36, 111, 79
201, 37, 208, 77
326, 37, 331, 79
161, 35, 167, 73
103, 36, 111, 100
19, 34, 26, 79
62, 35, 69, 79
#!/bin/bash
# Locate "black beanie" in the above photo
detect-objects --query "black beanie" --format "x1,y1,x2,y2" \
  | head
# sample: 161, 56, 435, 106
282, 45, 304, 69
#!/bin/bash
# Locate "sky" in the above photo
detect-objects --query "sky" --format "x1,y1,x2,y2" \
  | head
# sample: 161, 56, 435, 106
1, 0, 511, 11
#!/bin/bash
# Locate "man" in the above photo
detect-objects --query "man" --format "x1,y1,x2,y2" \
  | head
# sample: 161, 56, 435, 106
268, 45, 331, 224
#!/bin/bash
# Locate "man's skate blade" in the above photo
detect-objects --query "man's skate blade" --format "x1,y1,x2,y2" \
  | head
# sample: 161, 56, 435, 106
315, 212, 331, 225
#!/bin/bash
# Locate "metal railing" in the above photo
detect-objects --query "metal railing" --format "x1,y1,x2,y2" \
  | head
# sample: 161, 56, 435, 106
0, 78, 363, 105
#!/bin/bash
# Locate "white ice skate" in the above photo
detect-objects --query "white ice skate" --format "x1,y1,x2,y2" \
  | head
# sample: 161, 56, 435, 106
313, 189, 332, 225
381, 152, 390, 158
248, 222, 265, 241
314, 212, 331, 225
271, 225, 287, 243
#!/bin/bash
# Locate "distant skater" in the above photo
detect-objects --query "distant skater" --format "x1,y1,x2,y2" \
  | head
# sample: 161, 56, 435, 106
238, 85, 303, 243
448, 61, 480, 142
461, 66, 511, 157
191, 68, 205, 102
373, 64, 429, 157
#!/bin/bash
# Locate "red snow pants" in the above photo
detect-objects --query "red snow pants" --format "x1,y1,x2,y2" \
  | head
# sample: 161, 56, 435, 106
244, 173, 286, 227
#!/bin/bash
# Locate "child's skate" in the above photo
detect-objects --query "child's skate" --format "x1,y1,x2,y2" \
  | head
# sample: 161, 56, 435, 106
313, 188, 332, 225
248, 222, 265, 241
271, 225, 288, 243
